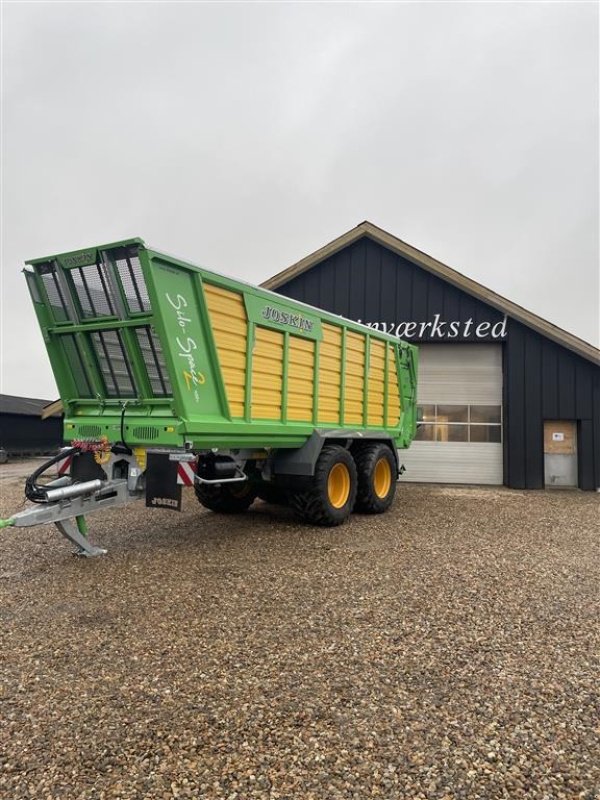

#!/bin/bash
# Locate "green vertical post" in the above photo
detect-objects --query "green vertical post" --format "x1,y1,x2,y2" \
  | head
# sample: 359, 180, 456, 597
383, 341, 390, 429
281, 332, 290, 423
244, 322, 255, 423
339, 328, 347, 426
312, 338, 320, 425
363, 334, 370, 427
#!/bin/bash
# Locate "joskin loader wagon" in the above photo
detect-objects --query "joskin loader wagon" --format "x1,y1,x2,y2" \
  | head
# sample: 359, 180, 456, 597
1, 238, 418, 555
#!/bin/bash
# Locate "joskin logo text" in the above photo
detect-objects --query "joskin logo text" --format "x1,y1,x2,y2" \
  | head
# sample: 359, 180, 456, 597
166, 293, 206, 401
262, 305, 313, 332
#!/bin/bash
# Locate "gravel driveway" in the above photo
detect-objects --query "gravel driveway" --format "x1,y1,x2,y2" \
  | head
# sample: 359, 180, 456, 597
1, 467, 598, 799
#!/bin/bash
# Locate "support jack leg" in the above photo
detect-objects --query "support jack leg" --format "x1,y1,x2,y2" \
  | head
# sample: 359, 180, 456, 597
55, 519, 107, 557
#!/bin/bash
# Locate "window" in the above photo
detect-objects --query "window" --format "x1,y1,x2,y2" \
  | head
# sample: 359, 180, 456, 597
437, 404, 468, 423
470, 405, 501, 424
415, 404, 502, 443
470, 425, 501, 443
417, 405, 436, 423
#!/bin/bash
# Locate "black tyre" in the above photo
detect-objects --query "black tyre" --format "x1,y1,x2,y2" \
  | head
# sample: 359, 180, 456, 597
255, 483, 289, 506
290, 444, 357, 526
353, 443, 397, 514
194, 482, 256, 513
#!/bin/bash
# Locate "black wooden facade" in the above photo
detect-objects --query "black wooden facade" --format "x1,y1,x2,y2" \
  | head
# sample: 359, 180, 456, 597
271, 235, 600, 491
0, 395, 63, 456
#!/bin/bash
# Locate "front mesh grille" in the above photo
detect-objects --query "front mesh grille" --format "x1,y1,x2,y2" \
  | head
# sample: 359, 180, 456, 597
38, 263, 71, 322
91, 330, 136, 398
114, 247, 151, 314
132, 426, 159, 440
70, 261, 116, 318
60, 334, 93, 397
135, 326, 172, 396
78, 424, 102, 438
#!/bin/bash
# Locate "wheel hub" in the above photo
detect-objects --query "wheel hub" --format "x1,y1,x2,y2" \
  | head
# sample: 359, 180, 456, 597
327, 463, 351, 508
373, 457, 392, 498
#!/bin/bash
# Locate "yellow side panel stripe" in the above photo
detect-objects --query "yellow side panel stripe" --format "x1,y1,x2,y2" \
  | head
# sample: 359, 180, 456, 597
318, 323, 343, 423
204, 283, 248, 418
252, 326, 284, 420
344, 332, 364, 425
386, 346, 401, 426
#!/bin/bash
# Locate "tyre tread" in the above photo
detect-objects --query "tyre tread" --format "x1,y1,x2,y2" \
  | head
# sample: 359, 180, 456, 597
290, 444, 357, 526
354, 443, 396, 514
194, 483, 256, 513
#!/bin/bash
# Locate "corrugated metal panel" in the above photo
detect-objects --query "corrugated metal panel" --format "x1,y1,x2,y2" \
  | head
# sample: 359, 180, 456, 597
252, 327, 284, 420
318, 323, 342, 423
288, 335, 315, 422
344, 331, 365, 425
399, 442, 503, 484
367, 340, 385, 426
204, 283, 248, 418
417, 344, 502, 404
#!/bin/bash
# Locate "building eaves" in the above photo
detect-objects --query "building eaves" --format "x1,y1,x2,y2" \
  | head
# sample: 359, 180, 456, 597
0, 394, 60, 417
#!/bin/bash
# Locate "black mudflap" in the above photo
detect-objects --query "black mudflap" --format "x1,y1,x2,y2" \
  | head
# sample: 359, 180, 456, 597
145, 452, 182, 511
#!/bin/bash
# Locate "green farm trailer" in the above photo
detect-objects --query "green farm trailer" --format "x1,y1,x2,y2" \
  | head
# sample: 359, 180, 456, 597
2, 238, 418, 555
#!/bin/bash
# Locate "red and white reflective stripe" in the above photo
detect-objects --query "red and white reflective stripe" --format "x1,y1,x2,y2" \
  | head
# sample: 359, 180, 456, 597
56, 455, 73, 476
177, 461, 196, 486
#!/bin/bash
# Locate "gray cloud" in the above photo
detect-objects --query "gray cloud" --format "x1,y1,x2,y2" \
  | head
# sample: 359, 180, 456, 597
2, 2, 598, 397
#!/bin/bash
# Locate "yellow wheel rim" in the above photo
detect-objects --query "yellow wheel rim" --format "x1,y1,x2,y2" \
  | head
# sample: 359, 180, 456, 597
373, 457, 392, 499
327, 462, 351, 509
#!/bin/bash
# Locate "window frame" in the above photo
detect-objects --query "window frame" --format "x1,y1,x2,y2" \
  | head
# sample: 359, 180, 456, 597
415, 403, 503, 443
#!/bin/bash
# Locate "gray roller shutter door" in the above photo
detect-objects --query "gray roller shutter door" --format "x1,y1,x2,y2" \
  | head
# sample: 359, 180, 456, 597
399, 344, 503, 485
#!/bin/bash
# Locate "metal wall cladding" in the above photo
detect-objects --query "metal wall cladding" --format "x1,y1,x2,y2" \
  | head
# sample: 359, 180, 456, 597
0, 414, 63, 454
274, 235, 600, 490
505, 321, 600, 490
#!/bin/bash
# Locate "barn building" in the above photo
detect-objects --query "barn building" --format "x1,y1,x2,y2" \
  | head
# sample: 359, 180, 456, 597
263, 222, 600, 491
0, 394, 63, 459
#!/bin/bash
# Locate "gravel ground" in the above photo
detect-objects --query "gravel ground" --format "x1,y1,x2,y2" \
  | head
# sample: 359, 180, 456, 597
1, 465, 598, 800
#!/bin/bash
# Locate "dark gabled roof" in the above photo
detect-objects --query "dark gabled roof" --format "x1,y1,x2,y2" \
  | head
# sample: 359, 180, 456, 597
262, 221, 600, 366
0, 394, 61, 417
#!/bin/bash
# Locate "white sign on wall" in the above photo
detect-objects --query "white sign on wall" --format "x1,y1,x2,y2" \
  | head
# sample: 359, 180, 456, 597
357, 314, 508, 341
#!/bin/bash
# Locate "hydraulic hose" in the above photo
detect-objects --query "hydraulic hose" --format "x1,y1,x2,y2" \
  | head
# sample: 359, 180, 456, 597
113, 402, 132, 455
24, 446, 80, 504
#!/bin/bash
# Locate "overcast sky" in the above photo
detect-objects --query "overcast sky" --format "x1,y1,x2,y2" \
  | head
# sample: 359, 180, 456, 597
2, 1, 598, 399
